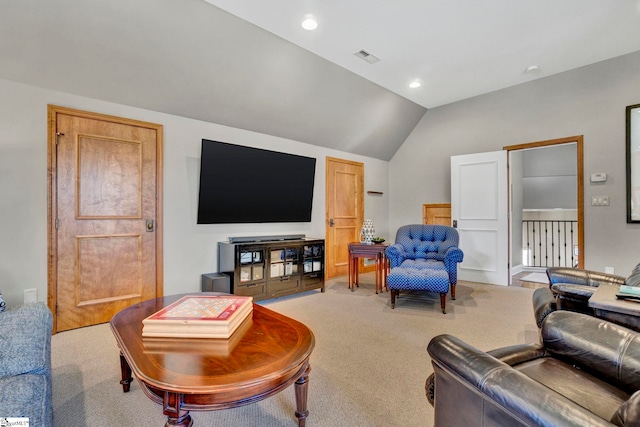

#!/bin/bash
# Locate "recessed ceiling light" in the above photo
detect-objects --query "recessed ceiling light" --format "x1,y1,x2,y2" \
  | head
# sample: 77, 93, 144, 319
301, 15, 318, 31
409, 80, 422, 89
525, 65, 541, 74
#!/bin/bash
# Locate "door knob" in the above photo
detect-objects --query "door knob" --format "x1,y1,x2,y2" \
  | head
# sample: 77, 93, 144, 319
329, 218, 335, 227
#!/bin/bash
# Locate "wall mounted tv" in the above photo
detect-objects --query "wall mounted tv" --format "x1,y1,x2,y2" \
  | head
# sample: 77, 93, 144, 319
197, 139, 317, 224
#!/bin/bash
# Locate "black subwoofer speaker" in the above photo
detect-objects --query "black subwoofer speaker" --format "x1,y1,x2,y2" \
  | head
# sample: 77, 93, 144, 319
201, 273, 230, 293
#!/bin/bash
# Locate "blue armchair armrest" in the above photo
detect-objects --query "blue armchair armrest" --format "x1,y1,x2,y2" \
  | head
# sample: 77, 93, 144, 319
386, 244, 408, 268
444, 247, 463, 264
443, 247, 463, 285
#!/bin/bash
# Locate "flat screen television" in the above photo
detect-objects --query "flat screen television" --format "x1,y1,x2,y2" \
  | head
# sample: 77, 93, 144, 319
197, 139, 316, 224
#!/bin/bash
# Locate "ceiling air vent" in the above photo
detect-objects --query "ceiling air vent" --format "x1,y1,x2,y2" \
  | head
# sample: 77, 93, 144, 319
354, 49, 380, 64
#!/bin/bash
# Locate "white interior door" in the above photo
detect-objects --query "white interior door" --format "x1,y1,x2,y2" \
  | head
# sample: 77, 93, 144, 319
451, 151, 509, 286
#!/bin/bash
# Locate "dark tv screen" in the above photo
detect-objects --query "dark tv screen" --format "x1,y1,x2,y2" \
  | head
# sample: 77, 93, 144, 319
197, 140, 316, 224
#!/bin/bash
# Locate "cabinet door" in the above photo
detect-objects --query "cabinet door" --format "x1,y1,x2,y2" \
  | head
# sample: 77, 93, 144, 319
269, 247, 299, 278
238, 247, 265, 283
302, 242, 324, 289
268, 245, 301, 296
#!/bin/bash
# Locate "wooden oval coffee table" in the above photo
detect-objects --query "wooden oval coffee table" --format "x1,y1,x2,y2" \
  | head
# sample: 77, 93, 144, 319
110, 293, 315, 427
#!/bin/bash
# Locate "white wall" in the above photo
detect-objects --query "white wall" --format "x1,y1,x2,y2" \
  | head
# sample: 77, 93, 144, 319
390, 51, 640, 275
0, 78, 389, 308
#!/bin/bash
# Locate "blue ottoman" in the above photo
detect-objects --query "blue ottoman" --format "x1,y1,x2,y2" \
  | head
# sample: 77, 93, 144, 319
399, 259, 446, 271
387, 267, 452, 313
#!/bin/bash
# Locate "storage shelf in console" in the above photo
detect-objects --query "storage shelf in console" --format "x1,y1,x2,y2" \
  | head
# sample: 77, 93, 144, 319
218, 237, 325, 301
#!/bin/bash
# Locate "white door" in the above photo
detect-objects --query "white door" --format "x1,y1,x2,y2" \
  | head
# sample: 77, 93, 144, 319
451, 151, 509, 286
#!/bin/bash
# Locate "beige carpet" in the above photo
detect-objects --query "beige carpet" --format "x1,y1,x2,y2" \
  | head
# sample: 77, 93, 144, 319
51, 274, 539, 427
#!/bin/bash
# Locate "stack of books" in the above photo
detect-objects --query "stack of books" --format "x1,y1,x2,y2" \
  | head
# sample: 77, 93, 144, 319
616, 285, 640, 302
142, 295, 253, 338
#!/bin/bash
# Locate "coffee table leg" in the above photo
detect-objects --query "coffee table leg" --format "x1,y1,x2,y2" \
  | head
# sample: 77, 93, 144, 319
163, 392, 193, 427
294, 365, 311, 427
119, 352, 133, 392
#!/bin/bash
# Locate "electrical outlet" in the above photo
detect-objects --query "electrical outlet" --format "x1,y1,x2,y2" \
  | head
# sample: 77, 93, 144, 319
24, 288, 36, 304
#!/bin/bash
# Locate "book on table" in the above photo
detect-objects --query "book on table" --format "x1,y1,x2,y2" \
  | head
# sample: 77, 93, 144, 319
616, 285, 640, 302
142, 295, 253, 339
620, 285, 640, 296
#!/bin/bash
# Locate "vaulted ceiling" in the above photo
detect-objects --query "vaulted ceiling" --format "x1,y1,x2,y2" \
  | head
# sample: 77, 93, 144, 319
2, 0, 639, 160
206, 0, 640, 109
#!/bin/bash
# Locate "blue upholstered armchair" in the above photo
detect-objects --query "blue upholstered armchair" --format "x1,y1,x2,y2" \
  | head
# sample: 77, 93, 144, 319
386, 224, 464, 286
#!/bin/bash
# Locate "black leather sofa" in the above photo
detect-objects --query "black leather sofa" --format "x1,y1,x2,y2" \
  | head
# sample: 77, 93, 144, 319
532, 262, 640, 328
427, 311, 640, 427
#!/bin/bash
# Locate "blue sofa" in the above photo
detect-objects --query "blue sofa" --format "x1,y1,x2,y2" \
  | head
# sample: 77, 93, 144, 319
0, 303, 53, 426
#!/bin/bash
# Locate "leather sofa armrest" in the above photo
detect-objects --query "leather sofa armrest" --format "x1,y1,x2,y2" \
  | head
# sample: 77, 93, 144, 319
427, 335, 612, 427
425, 341, 542, 407
487, 342, 548, 366
611, 390, 640, 427
532, 287, 556, 328
550, 283, 599, 313
551, 283, 597, 300
547, 267, 626, 288
542, 311, 640, 393
428, 334, 615, 427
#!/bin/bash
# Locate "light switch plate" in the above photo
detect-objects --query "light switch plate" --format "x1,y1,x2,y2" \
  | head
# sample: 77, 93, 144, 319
591, 196, 610, 206
590, 173, 607, 182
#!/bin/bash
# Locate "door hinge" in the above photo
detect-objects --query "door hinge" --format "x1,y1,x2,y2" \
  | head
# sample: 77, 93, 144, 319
55, 218, 59, 229
55, 132, 64, 145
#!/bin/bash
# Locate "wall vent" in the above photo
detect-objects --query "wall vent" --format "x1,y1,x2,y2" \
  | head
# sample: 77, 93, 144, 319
354, 49, 380, 64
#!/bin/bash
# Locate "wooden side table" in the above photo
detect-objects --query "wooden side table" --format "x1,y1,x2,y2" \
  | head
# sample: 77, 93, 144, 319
348, 243, 389, 294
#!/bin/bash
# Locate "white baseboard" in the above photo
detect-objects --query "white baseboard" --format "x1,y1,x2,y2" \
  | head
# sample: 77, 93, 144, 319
511, 264, 523, 275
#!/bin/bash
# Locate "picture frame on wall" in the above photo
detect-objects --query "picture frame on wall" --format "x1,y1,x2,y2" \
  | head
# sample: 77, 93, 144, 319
627, 103, 640, 223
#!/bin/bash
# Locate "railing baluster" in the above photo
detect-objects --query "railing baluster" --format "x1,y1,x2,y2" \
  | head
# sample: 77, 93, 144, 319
522, 221, 531, 265
533, 221, 538, 267
544, 221, 548, 267
522, 219, 577, 268
571, 221, 576, 267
